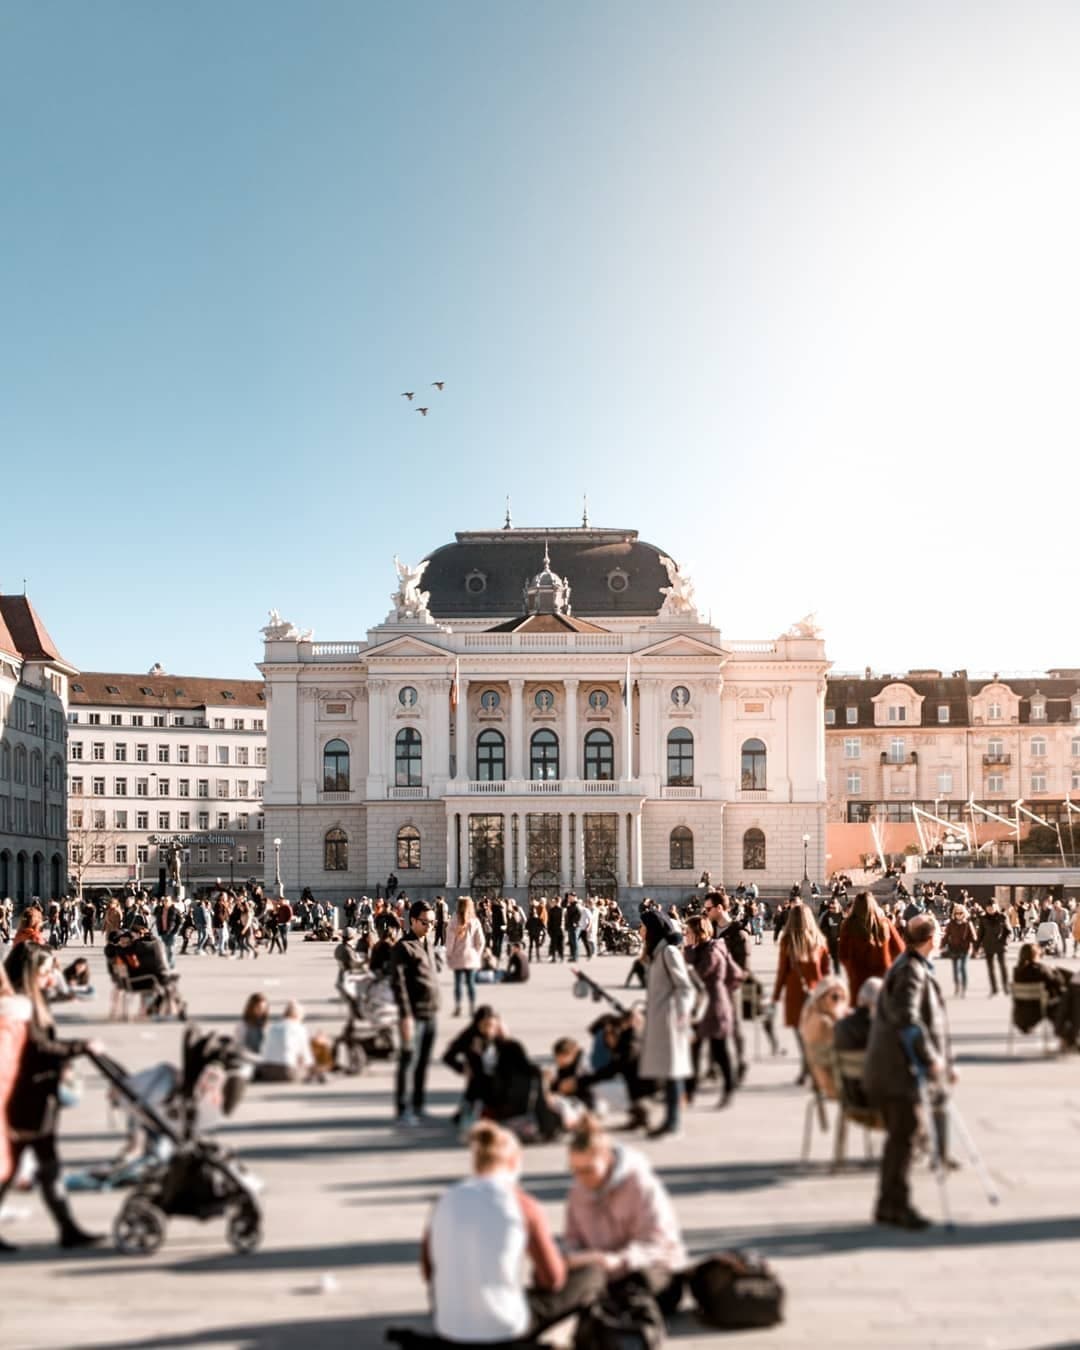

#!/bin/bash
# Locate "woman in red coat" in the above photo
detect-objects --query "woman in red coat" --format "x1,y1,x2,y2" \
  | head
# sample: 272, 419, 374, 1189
837, 891, 904, 1003
772, 902, 831, 1081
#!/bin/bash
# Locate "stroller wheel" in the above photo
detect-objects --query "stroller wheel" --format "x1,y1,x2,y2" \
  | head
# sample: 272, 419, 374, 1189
371, 1029, 396, 1059
113, 1197, 167, 1255
344, 1042, 367, 1076
226, 1197, 263, 1254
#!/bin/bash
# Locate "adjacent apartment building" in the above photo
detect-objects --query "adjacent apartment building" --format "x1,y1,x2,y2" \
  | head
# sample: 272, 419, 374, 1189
67, 668, 267, 893
0, 594, 77, 904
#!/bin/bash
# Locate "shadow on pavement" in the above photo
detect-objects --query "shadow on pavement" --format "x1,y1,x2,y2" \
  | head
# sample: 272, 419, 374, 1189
81, 1312, 414, 1349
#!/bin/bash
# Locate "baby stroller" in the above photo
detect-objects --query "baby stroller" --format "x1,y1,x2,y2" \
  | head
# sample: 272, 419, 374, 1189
1036, 921, 1064, 957
88, 1026, 263, 1255
333, 970, 398, 1074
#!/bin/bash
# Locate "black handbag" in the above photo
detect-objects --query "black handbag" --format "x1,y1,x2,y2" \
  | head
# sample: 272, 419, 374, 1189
688, 1250, 784, 1329
573, 1278, 665, 1350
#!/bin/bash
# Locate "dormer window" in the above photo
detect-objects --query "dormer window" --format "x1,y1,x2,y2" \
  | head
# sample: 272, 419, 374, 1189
1030, 701, 1046, 721
845, 707, 857, 725
888, 706, 907, 722
937, 706, 949, 723
988, 702, 1002, 720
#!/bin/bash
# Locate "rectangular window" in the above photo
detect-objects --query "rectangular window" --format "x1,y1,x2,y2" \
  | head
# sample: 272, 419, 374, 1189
888, 738, 906, 763
1072, 738, 1080, 758
937, 771, 953, 794
157, 745, 170, 763
937, 706, 949, 723
114, 743, 127, 762
238, 812, 249, 831
845, 707, 857, 725
178, 811, 191, 829
136, 811, 149, 830
136, 778, 149, 797
217, 745, 229, 765
256, 846, 265, 865
254, 780, 263, 797
91, 742, 105, 759
137, 845, 149, 863
825, 708, 836, 725
233, 718, 244, 731
87, 712, 101, 726
153, 715, 166, 728
1031, 774, 1047, 793
1031, 704, 1046, 721
846, 772, 861, 794
158, 778, 170, 796
110, 713, 123, 726
987, 774, 1004, 794
253, 719, 265, 732
93, 810, 106, 829
131, 715, 143, 727
213, 718, 225, 730
114, 809, 128, 829
173, 716, 185, 727
217, 812, 229, 830
196, 745, 209, 765
178, 779, 190, 797
237, 780, 249, 798
91, 844, 106, 864
198, 846, 209, 864
888, 706, 907, 722
1073, 772, 1080, 791
197, 779, 209, 797
70, 810, 84, 830
217, 779, 229, 797
135, 744, 148, 762
177, 745, 190, 763
217, 847, 229, 864
237, 846, 248, 864
197, 811, 209, 830
843, 737, 861, 759
256, 814, 264, 831
92, 777, 105, 795
235, 746, 249, 766
114, 778, 127, 796
158, 811, 170, 830
255, 747, 267, 767
70, 742, 83, 760
115, 844, 128, 864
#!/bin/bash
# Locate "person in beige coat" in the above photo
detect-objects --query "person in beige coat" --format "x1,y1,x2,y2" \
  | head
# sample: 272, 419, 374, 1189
638, 909, 698, 1140
445, 896, 486, 1017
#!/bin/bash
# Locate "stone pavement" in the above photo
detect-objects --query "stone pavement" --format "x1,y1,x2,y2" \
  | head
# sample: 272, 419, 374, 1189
2, 935, 1078, 1350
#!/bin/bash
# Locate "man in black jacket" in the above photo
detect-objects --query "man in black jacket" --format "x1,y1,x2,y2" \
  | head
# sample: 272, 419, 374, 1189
863, 915, 953, 1230
390, 900, 440, 1126
975, 898, 1010, 996
546, 898, 564, 962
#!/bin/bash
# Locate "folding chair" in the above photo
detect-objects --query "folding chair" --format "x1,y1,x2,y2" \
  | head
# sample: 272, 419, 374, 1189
1007, 985, 1051, 1056
830, 1048, 884, 1172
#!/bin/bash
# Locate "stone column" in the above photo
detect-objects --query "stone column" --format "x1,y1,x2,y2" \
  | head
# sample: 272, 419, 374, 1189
637, 677, 660, 792
445, 811, 455, 889
621, 673, 633, 782
575, 813, 586, 890
502, 811, 512, 889
633, 811, 644, 887
559, 812, 570, 891
564, 678, 580, 781
366, 680, 388, 797
509, 678, 525, 782
701, 676, 724, 798
453, 678, 470, 782
429, 676, 452, 788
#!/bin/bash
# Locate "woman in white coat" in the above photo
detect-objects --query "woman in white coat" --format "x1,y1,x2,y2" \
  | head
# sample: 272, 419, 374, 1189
446, 896, 487, 1017
638, 908, 698, 1139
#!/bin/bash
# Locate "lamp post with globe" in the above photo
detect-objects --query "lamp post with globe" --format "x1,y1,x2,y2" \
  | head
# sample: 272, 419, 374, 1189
273, 836, 283, 898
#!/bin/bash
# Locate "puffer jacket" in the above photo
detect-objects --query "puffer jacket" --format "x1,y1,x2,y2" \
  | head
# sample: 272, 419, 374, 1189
565, 1144, 686, 1277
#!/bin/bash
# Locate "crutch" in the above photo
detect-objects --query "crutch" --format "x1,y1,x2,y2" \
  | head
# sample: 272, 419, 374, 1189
917, 1074, 955, 1231
945, 1096, 1000, 1207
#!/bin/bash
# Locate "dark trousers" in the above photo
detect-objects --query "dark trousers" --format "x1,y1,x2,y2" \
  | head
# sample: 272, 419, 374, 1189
690, 1033, 735, 1095
0, 1134, 78, 1240
396, 1016, 436, 1116
984, 949, 1008, 994
548, 931, 563, 961
877, 1096, 919, 1216
566, 928, 579, 961
491, 930, 504, 959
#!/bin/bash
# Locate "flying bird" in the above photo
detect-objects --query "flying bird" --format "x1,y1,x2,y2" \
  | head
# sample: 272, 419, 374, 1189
431, 381, 445, 391
415, 406, 430, 416
401, 391, 415, 401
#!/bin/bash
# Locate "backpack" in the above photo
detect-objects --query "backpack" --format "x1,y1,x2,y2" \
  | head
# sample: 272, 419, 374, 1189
573, 1277, 665, 1350
688, 1250, 784, 1330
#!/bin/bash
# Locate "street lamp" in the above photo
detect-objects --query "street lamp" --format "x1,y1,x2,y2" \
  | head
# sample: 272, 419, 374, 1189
801, 832, 811, 896
273, 837, 283, 898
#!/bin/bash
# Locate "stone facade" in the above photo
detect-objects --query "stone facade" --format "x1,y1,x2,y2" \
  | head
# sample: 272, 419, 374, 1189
261, 525, 830, 903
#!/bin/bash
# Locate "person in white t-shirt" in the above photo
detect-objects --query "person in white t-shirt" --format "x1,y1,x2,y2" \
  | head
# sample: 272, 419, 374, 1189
259, 1001, 313, 1082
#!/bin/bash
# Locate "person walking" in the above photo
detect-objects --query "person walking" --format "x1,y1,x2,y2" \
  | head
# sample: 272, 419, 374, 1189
390, 900, 440, 1126
79, 899, 95, 946
863, 914, 952, 1231
683, 915, 742, 1108
0, 947, 105, 1252
975, 898, 1010, 996
772, 901, 832, 1082
445, 896, 485, 1018
638, 909, 697, 1139
837, 891, 905, 1004
546, 898, 565, 962
526, 904, 546, 962
563, 894, 581, 963
942, 903, 978, 996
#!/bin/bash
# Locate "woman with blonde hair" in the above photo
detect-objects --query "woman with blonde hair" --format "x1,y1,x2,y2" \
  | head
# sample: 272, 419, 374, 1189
445, 895, 486, 1017
772, 901, 831, 1081
797, 975, 850, 1100
837, 890, 904, 1003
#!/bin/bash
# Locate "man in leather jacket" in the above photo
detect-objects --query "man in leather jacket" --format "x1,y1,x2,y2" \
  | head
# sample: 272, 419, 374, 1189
975, 898, 1010, 996
863, 914, 953, 1230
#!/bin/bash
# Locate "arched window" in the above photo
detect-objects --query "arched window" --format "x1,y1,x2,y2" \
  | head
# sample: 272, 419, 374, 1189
29, 751, 42, 788
476, 729, 506, 782
743, 827, 766, 870
14, 746, 27, 784
741, 738, 767, 790
0, 744, 8, 779
530, 729, 559, 780
51, 756, 64, 792
323, 738, 350, 791
584, 729, 614, 781
397, 825, 421, 869
324, 828, 348, 871
669, 826, 694, 870
395, 728, 422, 786
667, 728, 694, 786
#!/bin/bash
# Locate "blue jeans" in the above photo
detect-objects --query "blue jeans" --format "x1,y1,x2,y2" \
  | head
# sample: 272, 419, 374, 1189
662, 1078, 682, 1131
950, 953, 968, 991
453, 968, 477, 1011
396, 1016, 436, 1117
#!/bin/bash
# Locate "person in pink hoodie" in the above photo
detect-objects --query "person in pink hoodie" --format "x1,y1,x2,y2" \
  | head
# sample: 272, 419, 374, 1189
563, 1116, 687, 1314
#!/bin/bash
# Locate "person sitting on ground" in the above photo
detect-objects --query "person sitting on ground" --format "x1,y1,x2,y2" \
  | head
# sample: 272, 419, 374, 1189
542, 1036, 595, 1132
503, 941, 530, 984
258, 1000, 315, 1082
441, 1007, 551, 1136
3, 906, 46, 987
797, 975, 850, 1101
560, 1115, 687, 1319
833, 976, 883, 1114
412, 1121, 566, 1347
48, 956, 94, 1002
235, 992, 271, 1059
1012, 942, 1071, 1049
582, 1007, 653, 1132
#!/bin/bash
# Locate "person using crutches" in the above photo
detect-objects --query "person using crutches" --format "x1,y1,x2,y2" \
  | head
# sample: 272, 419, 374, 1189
863, 913, 954, 1231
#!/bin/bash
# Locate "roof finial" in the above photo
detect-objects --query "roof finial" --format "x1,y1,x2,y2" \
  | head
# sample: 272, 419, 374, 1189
543, 535, 551, 571
22, 578, 27, 596
504, 495, 512, 530
582, 494, 589, 528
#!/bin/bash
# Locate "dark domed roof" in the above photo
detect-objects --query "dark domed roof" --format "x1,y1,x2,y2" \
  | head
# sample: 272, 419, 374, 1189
421, 527, 673, 620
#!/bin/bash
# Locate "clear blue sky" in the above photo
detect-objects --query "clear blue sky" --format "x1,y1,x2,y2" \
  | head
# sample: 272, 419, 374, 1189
3, 2, 1077, 679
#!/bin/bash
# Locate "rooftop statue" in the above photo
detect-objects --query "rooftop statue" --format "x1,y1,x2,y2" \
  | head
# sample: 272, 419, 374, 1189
658, 555, 698, 617
391, 556, 432, 620
262, 609, 304, 641
787, 613, 823, 639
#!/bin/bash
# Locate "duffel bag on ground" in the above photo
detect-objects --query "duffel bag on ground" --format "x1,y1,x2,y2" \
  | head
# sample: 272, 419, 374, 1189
573, 1276, 665, 1350
688, 1249, 784, 1330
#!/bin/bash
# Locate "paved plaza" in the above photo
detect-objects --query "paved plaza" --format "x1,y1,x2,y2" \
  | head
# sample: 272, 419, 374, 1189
3, 937, 1079, 1350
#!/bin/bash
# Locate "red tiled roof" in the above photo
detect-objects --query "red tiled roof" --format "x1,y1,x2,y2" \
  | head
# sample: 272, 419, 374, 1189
0, 595, 72, 667
69, 672, 266, 709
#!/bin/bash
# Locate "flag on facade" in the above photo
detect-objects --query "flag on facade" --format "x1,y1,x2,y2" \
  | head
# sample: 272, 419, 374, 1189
622, 656, 630, 708
450, 657, 459, 711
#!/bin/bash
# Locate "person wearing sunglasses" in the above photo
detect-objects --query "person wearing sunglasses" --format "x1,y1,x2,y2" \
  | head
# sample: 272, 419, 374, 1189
390, 901, 441, 1126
